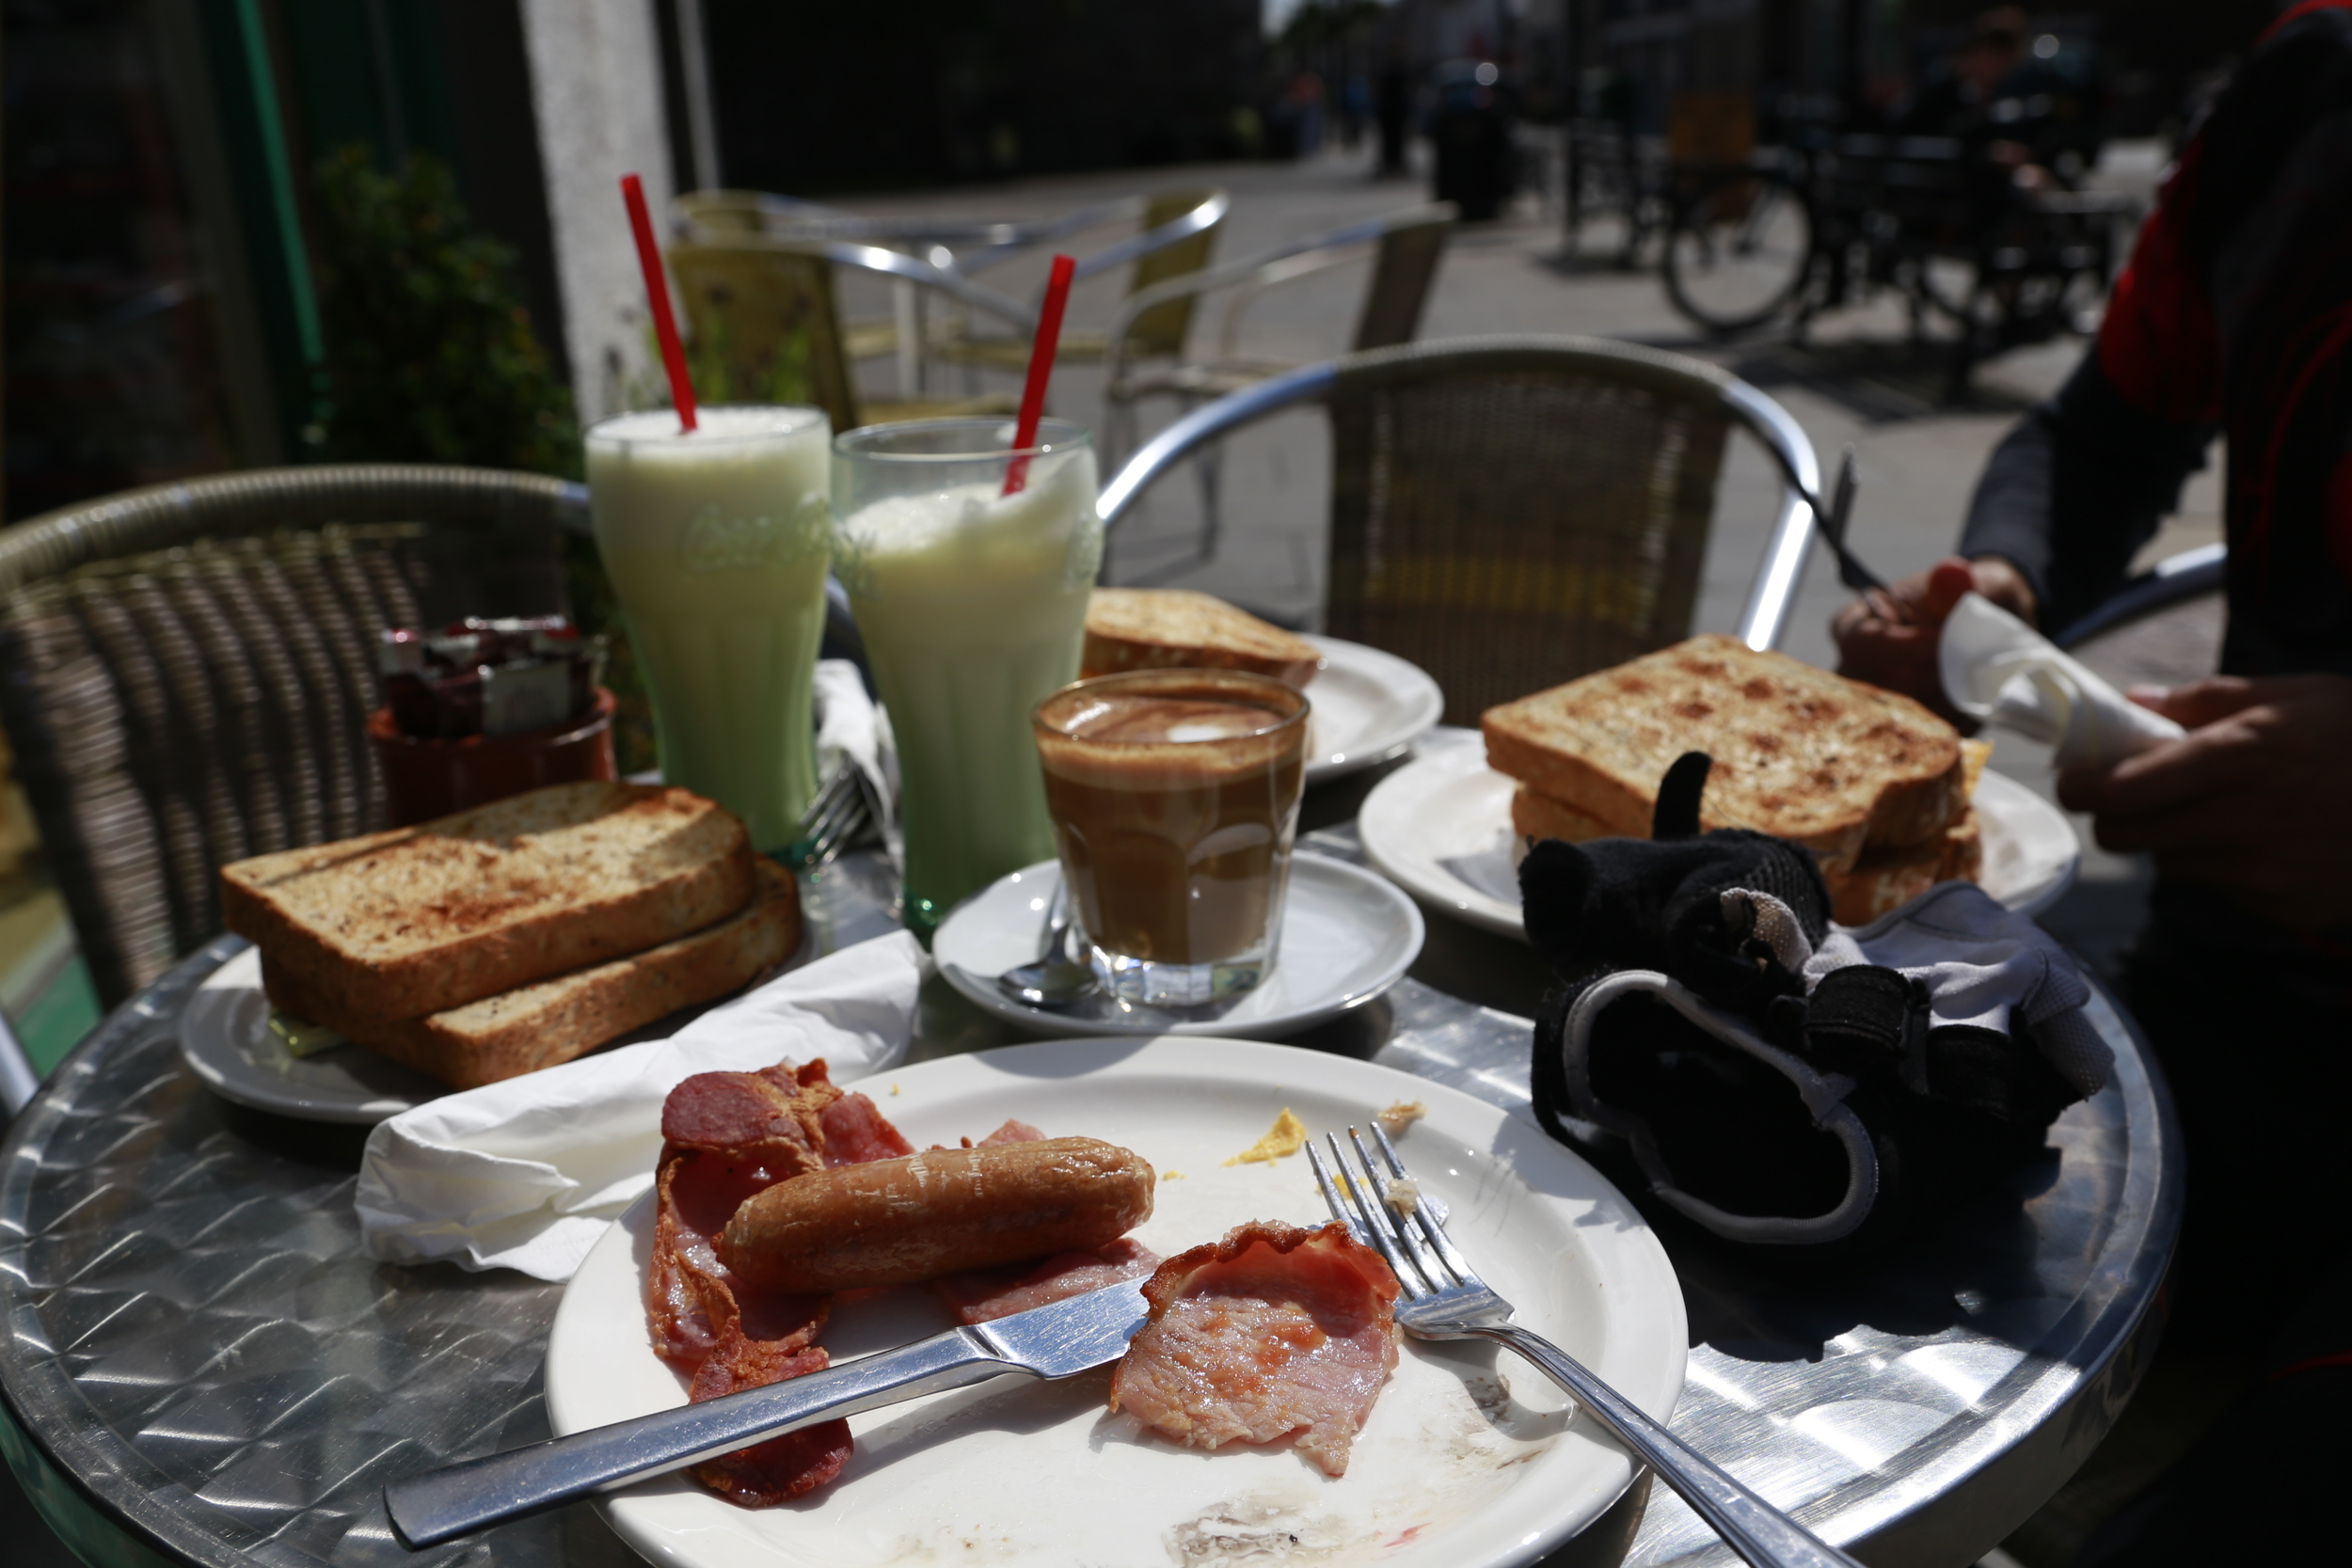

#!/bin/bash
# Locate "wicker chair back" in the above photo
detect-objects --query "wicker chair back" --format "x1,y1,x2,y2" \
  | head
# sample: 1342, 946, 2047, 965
1325, 344, 1730, 722
0, 466, 574, 1006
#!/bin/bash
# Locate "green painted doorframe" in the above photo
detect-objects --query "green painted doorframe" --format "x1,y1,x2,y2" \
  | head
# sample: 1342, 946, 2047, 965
194, 0, 326, 455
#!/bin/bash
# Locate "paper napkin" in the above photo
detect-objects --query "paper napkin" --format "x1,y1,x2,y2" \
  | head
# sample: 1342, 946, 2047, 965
815, 657, 900, 862
1939, 592, 2185, 768
355, 929, 925, 1281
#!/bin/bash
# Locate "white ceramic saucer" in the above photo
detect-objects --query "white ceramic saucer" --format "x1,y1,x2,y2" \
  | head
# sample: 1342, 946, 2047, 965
1301, 636, 1444, 784
934, 852, 1424, 1037
1359, 733, 2082, 939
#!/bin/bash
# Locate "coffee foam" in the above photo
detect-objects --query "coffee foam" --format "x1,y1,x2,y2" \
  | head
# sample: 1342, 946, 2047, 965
1035, 692, 1303, 790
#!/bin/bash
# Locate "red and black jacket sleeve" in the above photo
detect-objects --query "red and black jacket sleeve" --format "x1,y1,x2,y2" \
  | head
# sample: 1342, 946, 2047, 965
1957, 145, 2220, 637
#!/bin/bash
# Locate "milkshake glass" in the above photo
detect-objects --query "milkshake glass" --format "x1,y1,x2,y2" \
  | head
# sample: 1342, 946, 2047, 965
585, 405, 832, 850
831, 418, 1101, 934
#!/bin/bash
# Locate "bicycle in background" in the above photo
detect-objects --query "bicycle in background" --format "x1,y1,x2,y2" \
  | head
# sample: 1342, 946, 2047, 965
1660, 126, 2133, 396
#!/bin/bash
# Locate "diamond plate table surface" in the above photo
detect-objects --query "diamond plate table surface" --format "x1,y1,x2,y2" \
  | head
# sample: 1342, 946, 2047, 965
0, 819, 2179, 1568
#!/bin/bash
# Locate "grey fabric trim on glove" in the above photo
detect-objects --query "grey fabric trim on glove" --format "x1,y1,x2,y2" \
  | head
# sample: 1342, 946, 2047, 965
1805, 881, 2113, 1097
1560, 969, 1883, 1245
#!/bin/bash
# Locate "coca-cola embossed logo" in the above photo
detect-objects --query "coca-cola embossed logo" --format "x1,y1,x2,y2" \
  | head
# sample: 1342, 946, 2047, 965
678, 502, 822, 571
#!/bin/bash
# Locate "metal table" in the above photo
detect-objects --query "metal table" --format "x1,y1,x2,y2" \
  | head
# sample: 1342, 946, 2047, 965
0, 810, 2180, 1568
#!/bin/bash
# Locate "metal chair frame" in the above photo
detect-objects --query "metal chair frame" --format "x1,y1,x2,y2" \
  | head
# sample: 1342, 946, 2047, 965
668, 235, 1034, 431
1099, 334, 1824, 655
674, 189, 1231, 399
926, 188, 1232, 388
1100, 204, 1457, 568
2053, 542, 2225, 650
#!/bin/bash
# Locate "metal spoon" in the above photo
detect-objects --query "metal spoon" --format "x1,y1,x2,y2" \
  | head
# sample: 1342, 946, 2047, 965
995, 886, 1096, 1008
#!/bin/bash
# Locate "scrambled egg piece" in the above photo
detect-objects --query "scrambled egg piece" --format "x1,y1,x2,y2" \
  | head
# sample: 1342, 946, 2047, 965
1224, 1107, 1309, 1166
1375, 1101, 1427, 1135
1161, 1169, 1186, 1181
1384, 1176, 1422, 1217
890, 1084, 902, 1096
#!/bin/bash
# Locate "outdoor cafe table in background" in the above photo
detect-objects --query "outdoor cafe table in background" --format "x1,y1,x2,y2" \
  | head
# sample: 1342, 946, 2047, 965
0, 792, 2180, 1568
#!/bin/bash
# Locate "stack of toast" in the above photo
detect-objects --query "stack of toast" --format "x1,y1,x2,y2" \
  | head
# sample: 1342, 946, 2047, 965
1483, 636, 1988, 925
1082, 588, 1323, 689
220, 782, 801, 1089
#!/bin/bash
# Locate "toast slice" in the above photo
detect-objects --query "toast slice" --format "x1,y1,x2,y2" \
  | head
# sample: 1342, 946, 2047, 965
263, 859, 802, 1089
1514, 783, 1985, 925
1510, 784, 1616, 846
1821, 809, 1983, 927
1480, 636, 1964, 875
221, 782, 753, 1022
1082, 588, 1323, 689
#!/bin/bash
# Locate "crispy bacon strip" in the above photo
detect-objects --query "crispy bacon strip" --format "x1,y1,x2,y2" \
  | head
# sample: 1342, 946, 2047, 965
647, 1056, 910, 1506
1107, 1221, 1400, 1477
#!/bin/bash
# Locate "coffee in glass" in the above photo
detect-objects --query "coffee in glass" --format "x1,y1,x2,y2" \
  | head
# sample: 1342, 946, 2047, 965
1032, 669, 1309, 1006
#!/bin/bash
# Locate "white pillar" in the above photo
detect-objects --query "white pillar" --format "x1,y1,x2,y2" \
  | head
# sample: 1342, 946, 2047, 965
516, 0, 675, 423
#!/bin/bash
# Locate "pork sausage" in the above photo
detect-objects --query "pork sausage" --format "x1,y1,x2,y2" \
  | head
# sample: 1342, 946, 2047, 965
715, 1136, 1154, 1292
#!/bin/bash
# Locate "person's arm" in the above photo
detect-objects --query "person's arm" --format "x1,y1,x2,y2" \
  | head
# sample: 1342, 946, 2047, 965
1960, 354, 2217, 638
1836, 132, 2222, 705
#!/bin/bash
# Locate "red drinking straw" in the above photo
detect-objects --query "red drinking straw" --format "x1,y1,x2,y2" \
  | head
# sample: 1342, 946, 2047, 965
620, 172, 698, 434
1002, 253, 1078, 496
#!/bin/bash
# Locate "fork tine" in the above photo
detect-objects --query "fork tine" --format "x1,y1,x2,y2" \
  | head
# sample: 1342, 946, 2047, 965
1346, 1127, 1454, 1291
1318, 1133, 1433, 1293
1303, 1139, 1365, 1247
1369, 1120, 1482, 1287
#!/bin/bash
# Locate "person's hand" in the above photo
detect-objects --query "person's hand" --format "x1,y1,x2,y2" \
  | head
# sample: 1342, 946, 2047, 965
2057, 674, 2352, 935
1832, 555, 2038, 718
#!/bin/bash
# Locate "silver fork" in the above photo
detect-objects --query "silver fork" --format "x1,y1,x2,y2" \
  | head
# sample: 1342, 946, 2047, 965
785, 763, 873, 869
1308, 1126, 1864, 1568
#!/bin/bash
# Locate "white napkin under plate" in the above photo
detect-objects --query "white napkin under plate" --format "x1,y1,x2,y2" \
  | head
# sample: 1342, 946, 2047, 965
815, 657, 900, 863
1939, 591, 2185, 768
355, 930, 924, 1281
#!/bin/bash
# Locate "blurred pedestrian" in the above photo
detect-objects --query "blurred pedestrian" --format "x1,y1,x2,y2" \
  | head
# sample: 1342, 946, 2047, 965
1375, 58, 1412, 177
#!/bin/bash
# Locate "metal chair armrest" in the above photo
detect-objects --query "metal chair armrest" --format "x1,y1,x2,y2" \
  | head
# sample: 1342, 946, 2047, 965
1068, 189, 1232, 285
1214, 247, 1373, 365
803, 241, 1038, 335
1104, 206, 1454, 387
2053, 544, 2226, 649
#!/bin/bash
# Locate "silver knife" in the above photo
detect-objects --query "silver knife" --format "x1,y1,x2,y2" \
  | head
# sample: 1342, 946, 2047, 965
384, 1279, 1151, 1549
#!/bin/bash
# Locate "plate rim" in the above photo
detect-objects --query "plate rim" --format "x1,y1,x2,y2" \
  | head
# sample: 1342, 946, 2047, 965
175, 946, 433, 1124
1301, 635, 1444, 784
546, 1033, 1690, 1568
932, 850, 1426, 1037
1359, 746, 2085, 939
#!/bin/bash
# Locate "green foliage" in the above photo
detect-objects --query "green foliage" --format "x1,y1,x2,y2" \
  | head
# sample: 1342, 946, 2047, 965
310, 146, 660, 773
618, 309, 815, 415
311, 147, 580, 475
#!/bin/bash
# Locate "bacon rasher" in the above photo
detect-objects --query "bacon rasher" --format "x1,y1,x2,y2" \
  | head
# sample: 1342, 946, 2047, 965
1107, 1221, 1400, 1477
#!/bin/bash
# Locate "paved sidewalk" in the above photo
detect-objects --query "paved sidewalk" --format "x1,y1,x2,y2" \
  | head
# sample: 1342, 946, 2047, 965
825, 138, 2219, 978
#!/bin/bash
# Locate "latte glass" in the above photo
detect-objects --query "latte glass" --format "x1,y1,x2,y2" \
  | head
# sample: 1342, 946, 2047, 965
1032, 669, 1310, 1006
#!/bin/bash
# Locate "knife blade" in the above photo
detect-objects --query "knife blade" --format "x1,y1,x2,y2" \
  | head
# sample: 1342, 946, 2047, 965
384, 1279, 1150, 1549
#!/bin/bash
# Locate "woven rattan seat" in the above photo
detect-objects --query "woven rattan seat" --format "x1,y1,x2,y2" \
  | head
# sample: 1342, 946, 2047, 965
0, 466, 578, 1007
1097, 336, 1826, 724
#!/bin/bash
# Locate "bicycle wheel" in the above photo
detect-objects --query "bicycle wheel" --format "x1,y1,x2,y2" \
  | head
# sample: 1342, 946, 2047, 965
1662, 168, 1814, 337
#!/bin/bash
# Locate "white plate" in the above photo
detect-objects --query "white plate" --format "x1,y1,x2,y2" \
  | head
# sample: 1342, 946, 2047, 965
177, 947, 444, 1124
179, 917, 826, 1123
1359, 736, 2082, 939
934, 853, 1423, 1037
1302, 636, 1444, 785
545, 1036, 1688, 1568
